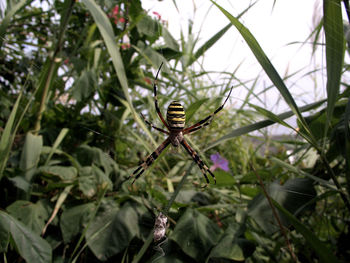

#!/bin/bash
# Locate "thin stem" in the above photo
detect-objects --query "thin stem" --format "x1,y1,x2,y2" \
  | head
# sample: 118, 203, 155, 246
319, 152, 350, 212
33, 0, 75, 134
131, 163, 194, 263
251, 163, 298, 263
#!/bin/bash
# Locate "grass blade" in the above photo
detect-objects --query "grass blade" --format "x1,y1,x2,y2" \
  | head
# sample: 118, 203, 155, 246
210, 1, 314, 142
0, 0, 31, 48
272, 200, 340, 263
206, 100, 325, 150
0, 92, 22, 180
81, 0, 156, 145
323, 0, 344, 124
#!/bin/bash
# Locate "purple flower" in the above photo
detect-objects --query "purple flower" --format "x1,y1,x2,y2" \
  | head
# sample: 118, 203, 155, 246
210, 153, 229, 172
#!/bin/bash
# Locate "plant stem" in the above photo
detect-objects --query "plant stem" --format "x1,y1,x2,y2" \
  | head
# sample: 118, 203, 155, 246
131, 163, 194, 263
251, 163, 298, 263
319, 152, 350, 212
33, 0, 75, 134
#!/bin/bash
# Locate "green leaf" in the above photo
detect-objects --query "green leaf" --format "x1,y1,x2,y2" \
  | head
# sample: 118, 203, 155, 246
188, 23, 232, 66
162, 26, 179, 51
0, 221, 10, 253
323, 0, 344, 125
209, 225, 255, 261
248, 178, 316, 234
170, 208, 222, 261
40, 165, 78, 181
137, 15, 160, 38
86, 202, 147, 261
185, 98, 209, 122
136, 41, 166, 68
0, 211, 52, 263
248, 102, 316, 146
81, 0, 157, 147
44, 128, 69, 166
206, 100, 325, 150
60, 203, 95, 243
19, 132, 43, 182
76, 145, 117, 176
272, 200, 340, 263
0, 0, 32, 48
270, 157, 336, 190
71, 70, 97, 101
213, 170, 236, 187
78, 165, 112, 198
6, 200, 49, 235
0, 91, 23, 180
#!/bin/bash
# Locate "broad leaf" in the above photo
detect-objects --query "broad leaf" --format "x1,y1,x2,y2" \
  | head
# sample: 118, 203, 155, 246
0, 211, 52, 263
6, 200, 50, 235
209, 225, 255, 261
19, 132, 43, 182
60, 202, 95, 243
170, 208, 222, 261
248, 178, 316, 234
86, 202, 148, 261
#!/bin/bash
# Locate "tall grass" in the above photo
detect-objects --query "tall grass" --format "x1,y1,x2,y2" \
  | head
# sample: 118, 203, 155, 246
0, 0, 349, 262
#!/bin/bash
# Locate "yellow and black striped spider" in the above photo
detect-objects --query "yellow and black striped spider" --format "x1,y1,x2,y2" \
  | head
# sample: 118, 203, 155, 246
131, 63, 232, 186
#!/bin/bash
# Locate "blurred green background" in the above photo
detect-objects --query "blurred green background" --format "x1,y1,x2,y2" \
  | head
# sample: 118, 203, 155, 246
0, 0, 349, 262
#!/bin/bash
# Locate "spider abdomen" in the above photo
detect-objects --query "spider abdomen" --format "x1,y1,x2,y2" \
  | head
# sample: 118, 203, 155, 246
166, 101, 185, 130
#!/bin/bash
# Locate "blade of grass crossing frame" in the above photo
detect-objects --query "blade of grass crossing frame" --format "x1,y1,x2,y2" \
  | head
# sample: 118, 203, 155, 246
44, 128, 69, 166
323, 0, 344, 125
272, 199, 340, 263
81, 0, 156, 146
210, 1, 315, 143
345, 98, 350, 194
0, 0, 31, 48
188, 23, 232, 67
0, 92, 23, 180
189, 1, 257, 67
206, 99, 325, 150
248, 103, 316, 147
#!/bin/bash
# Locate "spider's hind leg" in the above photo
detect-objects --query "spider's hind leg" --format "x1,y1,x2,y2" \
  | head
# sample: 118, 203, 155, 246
181, 139, 216, 186
130, 137, 171, 184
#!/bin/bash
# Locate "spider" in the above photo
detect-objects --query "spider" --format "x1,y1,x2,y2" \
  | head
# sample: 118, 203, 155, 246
131, 63, 233, 186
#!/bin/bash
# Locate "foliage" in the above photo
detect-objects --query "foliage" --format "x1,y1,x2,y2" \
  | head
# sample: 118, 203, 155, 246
0, 0, 350, 262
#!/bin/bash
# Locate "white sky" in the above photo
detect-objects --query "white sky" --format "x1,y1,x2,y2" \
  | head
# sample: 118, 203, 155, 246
141, 0, 333, 134
1, 0, 345, 134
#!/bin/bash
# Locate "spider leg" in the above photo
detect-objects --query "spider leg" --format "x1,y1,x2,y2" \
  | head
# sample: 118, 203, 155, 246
181, 139, 216, 187
183, 87, 233, 135
141, 113, 169, 135
130, 137, 171, 184
154, 63, 170, 130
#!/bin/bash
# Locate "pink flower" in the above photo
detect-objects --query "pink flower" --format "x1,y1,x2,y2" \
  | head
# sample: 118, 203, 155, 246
210, 153, 229, 172
144, 77, 152, 85
113, 5, 119, 15
152, 11, 161, 20
121, 43, 130, 50
110, 5, 125, 25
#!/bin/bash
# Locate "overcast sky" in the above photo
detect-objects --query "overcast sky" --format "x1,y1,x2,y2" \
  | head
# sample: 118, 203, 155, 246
1, 0, 345, 134
141, 0, 340, 134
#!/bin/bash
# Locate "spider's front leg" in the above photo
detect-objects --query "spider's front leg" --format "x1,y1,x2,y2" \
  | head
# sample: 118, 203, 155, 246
183, 87, 233, 135
153, 63, 170, 130
130, 137, 171, 184
140, 113, 169, 135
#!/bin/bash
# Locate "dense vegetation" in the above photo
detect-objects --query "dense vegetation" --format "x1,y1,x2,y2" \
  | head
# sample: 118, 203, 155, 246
0, 0, 349, 262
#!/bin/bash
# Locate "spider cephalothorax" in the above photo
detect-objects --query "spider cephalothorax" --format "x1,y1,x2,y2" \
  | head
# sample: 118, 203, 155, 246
131, 63, 232, 186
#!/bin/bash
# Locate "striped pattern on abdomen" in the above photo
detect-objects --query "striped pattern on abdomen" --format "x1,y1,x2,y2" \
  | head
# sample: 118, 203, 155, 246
166, 101, 185, 130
